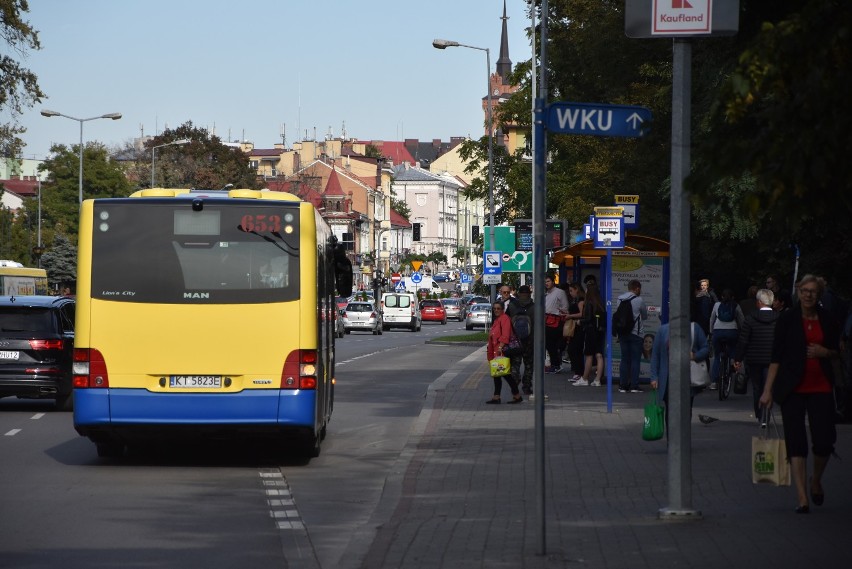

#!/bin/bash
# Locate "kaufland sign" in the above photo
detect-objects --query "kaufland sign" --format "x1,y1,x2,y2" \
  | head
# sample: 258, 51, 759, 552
653, 0, 711, 35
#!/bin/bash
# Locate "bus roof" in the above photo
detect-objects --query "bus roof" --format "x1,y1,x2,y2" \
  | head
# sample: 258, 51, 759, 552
128, 188, 303, 202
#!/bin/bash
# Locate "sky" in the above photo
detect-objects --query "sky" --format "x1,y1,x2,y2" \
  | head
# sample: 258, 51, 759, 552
14, 0, 533, 162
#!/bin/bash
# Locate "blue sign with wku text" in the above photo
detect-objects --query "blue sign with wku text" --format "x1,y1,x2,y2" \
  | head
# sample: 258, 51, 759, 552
546, 102, 652, 138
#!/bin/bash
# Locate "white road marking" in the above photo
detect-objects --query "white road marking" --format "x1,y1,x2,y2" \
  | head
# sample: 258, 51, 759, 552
31, 413, 45, 420
260, 468, 306, 531
5, 429, 21, 436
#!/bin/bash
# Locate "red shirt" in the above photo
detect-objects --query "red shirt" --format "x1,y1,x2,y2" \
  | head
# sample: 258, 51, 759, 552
796, 317, 832, 393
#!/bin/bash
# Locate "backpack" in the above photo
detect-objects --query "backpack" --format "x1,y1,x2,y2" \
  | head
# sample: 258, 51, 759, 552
511, 302, 532, 340
717, 301, 735, 322
611, 295, 637, 337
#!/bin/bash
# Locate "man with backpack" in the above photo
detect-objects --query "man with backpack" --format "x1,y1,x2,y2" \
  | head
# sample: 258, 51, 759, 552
506, 285, 535, 396
614, 280, 648, 393
732, 288, 779, 424
709, 288, 745, 390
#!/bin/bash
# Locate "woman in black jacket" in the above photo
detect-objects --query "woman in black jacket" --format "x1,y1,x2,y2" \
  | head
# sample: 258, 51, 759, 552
760, 275, 841, 514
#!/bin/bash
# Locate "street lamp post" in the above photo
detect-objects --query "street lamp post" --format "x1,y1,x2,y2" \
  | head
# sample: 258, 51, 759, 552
151, 139, 191, 188
432, 38, 495, 302
40, 110, 122, 204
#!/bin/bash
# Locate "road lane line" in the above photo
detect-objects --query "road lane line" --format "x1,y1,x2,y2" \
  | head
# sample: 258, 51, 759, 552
5, 429, 22, 436
31, 413, 45, 420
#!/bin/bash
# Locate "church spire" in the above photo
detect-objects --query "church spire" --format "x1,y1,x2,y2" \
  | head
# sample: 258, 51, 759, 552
495, 0, 512, 84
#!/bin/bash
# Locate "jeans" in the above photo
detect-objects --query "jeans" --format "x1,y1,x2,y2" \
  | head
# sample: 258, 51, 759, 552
747, 363, 770, 421
618, 333, 642, 390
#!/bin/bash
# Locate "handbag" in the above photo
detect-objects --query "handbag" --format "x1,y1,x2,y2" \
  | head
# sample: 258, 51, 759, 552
751, 410, 790, 486
545, 313, 562, 328
642, 390, 665, 441
504, 335, 524, 357
489, 355, 511, 377
690, 360, 711, 388
733, 369, 748, 394
689, 323, 711, 387
563, 318, 576, 338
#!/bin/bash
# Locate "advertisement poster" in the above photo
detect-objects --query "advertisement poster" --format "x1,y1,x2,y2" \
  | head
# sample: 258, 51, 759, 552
609, 253, 665, 380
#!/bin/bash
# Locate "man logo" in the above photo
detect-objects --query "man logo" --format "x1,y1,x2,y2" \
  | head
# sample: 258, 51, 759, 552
184, 292, 210, 299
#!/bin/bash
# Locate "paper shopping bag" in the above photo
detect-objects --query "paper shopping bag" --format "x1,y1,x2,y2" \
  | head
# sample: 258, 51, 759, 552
752, 433, 790, 486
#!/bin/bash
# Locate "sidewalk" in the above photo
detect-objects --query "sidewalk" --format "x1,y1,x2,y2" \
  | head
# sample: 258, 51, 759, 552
352, 347, 852, 569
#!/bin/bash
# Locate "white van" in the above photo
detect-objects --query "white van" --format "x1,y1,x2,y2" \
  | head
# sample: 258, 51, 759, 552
399, 276, 441, 294
380, 292, 421, 332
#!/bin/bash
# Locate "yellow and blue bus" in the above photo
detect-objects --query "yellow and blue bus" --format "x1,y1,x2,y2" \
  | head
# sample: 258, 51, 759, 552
0, 262, 49, 295
72, 188, 353, 458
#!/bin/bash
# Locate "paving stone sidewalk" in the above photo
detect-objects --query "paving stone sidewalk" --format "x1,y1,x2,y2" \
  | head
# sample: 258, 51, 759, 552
353, 347, 852, 569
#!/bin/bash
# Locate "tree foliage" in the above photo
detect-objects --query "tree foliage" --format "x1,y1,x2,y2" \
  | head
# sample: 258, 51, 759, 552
121, 122, 259, 190
40, 233, 76, 288
0, 0, 44, 157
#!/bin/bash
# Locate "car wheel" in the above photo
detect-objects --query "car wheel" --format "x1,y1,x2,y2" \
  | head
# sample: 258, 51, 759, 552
441, 318, 446, 325
345, 329, 350, 335
383, 325, 389, 331
466, 324, 473, 330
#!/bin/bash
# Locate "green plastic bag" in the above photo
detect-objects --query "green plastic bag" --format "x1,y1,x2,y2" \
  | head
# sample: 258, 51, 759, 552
642, 390, 665, 441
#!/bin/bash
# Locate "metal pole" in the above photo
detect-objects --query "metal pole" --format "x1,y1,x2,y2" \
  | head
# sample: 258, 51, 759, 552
533, 0, 549, 555
151, 146, 156, 188
659, 38, 700, 520
37, 179, 42, 268
485, 48, 495, 303
78, 120, 84, 204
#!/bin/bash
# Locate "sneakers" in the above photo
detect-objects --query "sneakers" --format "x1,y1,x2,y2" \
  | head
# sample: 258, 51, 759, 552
528, 393, 549, 401
573, 379, 589, 386
618, 388, 628, 393
708, 382, 718, 390
590, 380, 601, 387
545, 366, 562, 374
629, 388, 643, 393
571, 374, 583, 382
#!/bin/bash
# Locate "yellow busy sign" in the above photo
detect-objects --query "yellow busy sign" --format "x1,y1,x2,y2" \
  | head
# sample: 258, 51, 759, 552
614, 195, 639, 204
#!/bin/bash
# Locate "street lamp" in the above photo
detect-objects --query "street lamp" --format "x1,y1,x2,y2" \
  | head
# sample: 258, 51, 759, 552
40, 109, 122, 204
151, 138, 191, 188
433, 38, 495, 301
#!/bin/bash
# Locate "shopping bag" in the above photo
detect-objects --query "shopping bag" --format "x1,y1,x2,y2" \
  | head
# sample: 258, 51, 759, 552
642, 390, 665, 441
733, 370, 748, 395
489, 356, 511, 377
563, 318, 576, 338
751, 412, 790, 486
690, 360, 711, 388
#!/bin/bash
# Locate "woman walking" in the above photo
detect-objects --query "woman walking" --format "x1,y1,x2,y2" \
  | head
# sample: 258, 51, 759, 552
759, 275, 842, 514
486, 301, 522, 404
575, 284, 606, 386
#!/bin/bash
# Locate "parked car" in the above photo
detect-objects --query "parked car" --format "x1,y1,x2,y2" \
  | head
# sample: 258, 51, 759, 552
432, 273, 449, 283
335, 308, 345, 338
420, 299, 447, 324
0, 295, 76, 411
465, 303, 492, 330
342, 302, 383, 335
380, 292, 421, 332
466, 296, 489, 307
440, 298, 465, 321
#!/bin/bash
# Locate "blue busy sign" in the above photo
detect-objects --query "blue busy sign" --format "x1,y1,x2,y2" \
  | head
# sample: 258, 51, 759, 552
614, 195, 640, 229
483, 251, 502, 275
593, 207, 625, 249
546, 102, 652, 138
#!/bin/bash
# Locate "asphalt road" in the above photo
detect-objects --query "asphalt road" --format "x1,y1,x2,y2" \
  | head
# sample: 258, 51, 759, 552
0, 319, 481, 569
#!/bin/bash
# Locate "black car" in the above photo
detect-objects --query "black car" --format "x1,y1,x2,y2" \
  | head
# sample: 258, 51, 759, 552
0, 295, 76, 410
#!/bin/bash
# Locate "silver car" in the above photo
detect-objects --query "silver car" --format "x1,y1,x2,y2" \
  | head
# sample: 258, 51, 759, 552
441, 298, 465, 321
342, 302, 383, 335
465, 303, 492, 330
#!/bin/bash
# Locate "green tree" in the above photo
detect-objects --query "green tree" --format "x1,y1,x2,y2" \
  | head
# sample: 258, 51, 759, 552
126, 122, 259, 190
40, 233, 76, 288
0, 0, 44, 158
390, 198, 410, 220
38, 142, 132, 244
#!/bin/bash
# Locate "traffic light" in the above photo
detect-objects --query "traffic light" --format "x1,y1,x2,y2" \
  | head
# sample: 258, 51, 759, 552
472, 225, 479, 242
412, 223, 421, 241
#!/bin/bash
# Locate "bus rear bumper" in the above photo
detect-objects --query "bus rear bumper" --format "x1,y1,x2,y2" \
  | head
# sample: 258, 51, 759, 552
73, 388, 318, 441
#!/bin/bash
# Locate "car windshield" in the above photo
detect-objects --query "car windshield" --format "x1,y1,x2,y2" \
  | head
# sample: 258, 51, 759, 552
471, 304, 490, 312
346, 303, 374, 312
442, 300, 459, 306
384, 295, 410, 308
0, 307, 53, 333
421, 300, 441, 307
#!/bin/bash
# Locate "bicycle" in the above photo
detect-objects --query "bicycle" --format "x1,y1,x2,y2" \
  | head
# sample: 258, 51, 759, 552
717, 338, 734, 401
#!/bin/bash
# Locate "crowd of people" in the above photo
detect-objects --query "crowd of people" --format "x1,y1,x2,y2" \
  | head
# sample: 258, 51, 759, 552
483, 271, 851, 514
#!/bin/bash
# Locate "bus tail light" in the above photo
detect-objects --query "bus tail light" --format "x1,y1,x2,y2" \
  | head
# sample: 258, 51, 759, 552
73, 348, 109, 388
281, 350, 318, 390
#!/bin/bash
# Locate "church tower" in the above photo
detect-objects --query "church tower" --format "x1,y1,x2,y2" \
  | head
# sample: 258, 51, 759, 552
484, 0, 520, 145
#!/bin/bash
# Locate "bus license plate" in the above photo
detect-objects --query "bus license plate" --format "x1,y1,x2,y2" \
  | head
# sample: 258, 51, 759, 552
0, 350, 20, 360
169, 375, 222, 388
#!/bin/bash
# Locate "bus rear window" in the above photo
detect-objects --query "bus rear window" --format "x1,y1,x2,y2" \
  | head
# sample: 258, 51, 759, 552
90, 202, 301, 304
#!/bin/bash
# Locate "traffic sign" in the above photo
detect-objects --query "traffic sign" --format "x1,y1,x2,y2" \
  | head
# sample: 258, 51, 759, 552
460, 273, 472, 284
390, 272, 401, 284
615, 195, 640, 229
411, 271, 423, 284
483, 251, 502, 275
395, 281, 406, 292
410, 260, 423, 272
593, 206, 625, 249
546, 102, 652, 138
